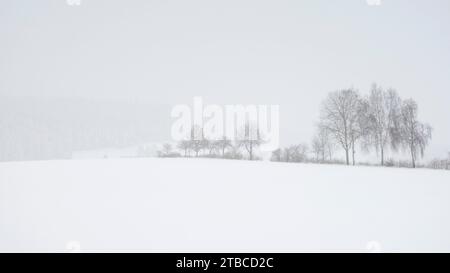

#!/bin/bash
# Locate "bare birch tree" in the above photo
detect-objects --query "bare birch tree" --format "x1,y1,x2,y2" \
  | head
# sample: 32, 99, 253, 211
320, 88, 362, 165
363, 84, 403, 165
399, 99, 432, 168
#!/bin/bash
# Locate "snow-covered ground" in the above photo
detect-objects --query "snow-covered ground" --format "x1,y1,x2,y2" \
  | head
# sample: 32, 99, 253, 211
1, 158, 449, 252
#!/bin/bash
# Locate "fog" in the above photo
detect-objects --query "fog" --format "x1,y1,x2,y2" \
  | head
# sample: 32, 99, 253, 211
1, 0, 449, 161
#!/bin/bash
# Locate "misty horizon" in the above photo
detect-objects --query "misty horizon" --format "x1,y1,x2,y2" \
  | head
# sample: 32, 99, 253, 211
1, 0, 450, 160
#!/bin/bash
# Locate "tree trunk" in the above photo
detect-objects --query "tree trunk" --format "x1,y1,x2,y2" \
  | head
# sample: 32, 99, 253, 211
352, 147, 355, 166
410, 143, 416, 168
345, 148, 349, 165
380, 146, 384, 166
351, 136, 356, 166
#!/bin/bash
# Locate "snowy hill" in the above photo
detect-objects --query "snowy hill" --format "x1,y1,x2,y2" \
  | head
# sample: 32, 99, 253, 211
1, 158, 449, 252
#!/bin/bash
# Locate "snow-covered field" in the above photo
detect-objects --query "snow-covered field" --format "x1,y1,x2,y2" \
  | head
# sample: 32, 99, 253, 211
1, 158, 449, 252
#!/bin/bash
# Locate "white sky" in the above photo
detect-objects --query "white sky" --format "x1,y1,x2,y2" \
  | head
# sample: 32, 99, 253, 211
1, 0, 449, 158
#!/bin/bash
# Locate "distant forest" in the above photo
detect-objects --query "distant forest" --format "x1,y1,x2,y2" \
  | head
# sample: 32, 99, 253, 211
0, 97, 169, 161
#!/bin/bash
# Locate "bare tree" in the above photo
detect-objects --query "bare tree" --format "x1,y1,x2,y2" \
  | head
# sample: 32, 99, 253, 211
325, 134, 336, 161
203, 139, 217, 156
215, 136, 232, 157
311, 137, 322, 162
162, 143, 172, 156
270, 148, 283, 162
320, 88, 362, 165
287, 144, 309, 163
191, 139, 208, 157
238, 122, 262, 160
189, 125, 205, 157
387, 90, 404, 154
158, 143, 180, 157
283, 146, 296, 162
225, 142, 244, 160
271, 144, 308, 163
311, 124, 335, 162
177, 140, 191, 157
364, 84, 402, 166
349, 97, 371, 165
399, 99, 432, 168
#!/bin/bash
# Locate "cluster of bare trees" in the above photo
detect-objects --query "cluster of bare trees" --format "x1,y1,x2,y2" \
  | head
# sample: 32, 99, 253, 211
314, 84, 432, 168
159, 124, 263, 160
270, 144, 309, 163
160, 84, 437, 169
428, 152, 450, 170
271, 84, 434, 168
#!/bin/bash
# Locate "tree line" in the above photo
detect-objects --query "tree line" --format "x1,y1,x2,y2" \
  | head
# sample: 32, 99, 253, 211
158, 123, 264, 160
274, 83, 434, 168
160, 83, 448, 169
